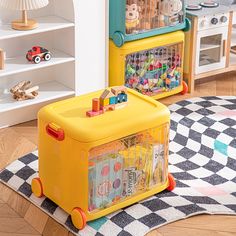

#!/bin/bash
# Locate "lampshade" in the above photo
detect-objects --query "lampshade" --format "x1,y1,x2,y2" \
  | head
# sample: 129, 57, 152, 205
0, 0, 49, 10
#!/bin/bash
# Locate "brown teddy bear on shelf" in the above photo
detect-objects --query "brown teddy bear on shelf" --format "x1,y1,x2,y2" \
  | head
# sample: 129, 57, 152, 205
10, 80, 39, 101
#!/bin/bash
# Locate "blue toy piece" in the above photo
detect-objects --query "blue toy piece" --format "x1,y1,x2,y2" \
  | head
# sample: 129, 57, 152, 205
117, 93, 128, 103
109, 96, 117, 105
110, 0, 189, 47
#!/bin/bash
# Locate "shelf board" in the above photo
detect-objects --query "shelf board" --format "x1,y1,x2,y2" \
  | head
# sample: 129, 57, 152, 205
200, 44, 221, 51
0, 15, 74, 40
0, 49, 75, 77
0, 81, 75, 113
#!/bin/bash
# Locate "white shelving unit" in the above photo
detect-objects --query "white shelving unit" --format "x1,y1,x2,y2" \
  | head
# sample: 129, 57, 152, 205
0, 50, 74, 77
0, 16, 74, 40
0, 81, 75, 113
0, 0, 108, 128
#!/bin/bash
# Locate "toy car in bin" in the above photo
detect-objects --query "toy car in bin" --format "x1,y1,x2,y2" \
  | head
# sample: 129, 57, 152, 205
26, 46, 51, 64
31, 87, 176, 230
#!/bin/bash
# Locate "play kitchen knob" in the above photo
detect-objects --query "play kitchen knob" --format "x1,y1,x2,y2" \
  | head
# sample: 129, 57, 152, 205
211, 17, 218, 25
200, 19, 206, 27
220, 16, 228, 23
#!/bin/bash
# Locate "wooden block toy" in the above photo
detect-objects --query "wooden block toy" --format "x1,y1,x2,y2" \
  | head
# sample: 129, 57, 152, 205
100, 89, 115, 99
10, 80, 39, 101
92, 98, 100, 112
86, 98, 104, 117
117, 93, 128, 103
109, 96, 117, 105
100, 97, 110, 107
86, 87, 128, 117
111, 86, 127, 96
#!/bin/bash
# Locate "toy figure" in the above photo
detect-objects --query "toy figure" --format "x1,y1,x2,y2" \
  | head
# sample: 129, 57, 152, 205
159, 0, 183, 27
126, 3, 140, 34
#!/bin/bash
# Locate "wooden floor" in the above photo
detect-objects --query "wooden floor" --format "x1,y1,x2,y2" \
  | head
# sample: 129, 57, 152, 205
0, 72, 236, 236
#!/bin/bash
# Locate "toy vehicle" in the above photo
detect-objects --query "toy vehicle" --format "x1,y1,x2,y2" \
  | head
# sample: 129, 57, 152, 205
31, 87, 176, 230
26, 46, 51, 64
110, 0, 190, 47
109, 31, 188, 100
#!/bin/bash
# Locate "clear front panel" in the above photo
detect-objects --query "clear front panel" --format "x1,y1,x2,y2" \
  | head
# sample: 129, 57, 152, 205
88, 124, 169, 212
126, 0, 184, 35
199, 34, 222, 66
125, 43, 183, 96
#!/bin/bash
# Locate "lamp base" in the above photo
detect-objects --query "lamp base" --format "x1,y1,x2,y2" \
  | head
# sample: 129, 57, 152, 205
12, 19, 38, 31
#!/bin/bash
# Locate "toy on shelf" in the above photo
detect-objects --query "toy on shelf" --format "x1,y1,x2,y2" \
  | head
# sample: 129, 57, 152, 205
86, 86, 128, 117
10, 80, 39, 101
0, 0, 49, 31
31, 88, 176, 230
26, 46, 51, 64
109, 31, 188, 100
110, 0, 189, 47
0, 48, 5, 70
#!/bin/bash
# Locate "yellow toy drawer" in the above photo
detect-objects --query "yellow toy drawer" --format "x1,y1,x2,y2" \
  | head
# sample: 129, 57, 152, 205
31, 87, 175, 230
109, 31, 188, 100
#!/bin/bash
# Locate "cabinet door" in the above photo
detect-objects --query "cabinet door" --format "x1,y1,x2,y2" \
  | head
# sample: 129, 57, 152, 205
195, 27, 228, 75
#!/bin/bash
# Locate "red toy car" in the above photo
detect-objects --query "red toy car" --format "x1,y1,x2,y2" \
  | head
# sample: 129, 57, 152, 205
26, 46, 51, 64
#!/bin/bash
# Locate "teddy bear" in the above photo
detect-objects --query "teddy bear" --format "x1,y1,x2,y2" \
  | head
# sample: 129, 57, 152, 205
159, 0, 183, 27
126, 3, 140, 34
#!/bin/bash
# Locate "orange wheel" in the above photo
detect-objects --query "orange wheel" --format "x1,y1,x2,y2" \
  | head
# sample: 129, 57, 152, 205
71, 208, 87, 230
31, 177, 44, 197
181, 81, 188, 95
167, 173, 176, 191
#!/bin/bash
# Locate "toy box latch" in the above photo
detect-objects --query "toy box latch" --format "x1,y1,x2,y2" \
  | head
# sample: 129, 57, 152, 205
46, 123, 65, 141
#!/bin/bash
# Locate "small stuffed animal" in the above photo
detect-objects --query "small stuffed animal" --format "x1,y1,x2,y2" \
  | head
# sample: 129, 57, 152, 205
126, 4, 140, 34
159, 0, 183, 27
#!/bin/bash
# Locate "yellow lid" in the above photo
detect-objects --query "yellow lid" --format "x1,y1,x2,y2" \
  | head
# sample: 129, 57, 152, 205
38, 88, 170, 143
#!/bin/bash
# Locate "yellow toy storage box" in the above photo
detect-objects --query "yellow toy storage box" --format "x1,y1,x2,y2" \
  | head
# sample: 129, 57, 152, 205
31, 87, 175, 230
109, 31, 188, 100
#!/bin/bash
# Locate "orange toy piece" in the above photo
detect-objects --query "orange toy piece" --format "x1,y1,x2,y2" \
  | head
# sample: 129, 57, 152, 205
167, 173, 176, 191
86, 98, 104, 117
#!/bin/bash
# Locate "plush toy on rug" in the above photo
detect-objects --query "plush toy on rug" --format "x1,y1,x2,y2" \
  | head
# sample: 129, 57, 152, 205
10, 80, 39, 101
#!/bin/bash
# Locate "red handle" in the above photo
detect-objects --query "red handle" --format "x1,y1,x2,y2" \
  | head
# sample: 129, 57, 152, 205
46, 123, 65, 141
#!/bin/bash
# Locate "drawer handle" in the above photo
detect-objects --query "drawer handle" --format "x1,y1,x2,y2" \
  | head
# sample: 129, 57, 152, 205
46, 123, 65, 141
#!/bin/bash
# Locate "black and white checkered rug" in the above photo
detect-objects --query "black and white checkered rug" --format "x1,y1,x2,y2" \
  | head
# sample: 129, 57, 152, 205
1, 96, 236, 236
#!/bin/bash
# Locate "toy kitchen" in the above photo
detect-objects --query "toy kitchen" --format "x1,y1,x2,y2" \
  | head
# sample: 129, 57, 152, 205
184, 0, 236, 92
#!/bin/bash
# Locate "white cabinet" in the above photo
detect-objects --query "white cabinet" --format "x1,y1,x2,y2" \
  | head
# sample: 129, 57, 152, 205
0, 0, 107, 128
195, 27, 228, 74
